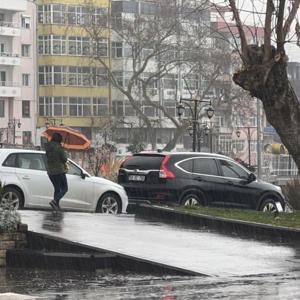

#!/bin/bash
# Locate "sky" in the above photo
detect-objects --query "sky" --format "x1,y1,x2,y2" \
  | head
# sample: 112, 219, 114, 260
213, 0, 300, 62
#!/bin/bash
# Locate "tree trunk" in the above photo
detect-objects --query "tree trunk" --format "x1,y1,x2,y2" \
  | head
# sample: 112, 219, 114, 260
233, 45, 300, 171
163, 126, 187, 151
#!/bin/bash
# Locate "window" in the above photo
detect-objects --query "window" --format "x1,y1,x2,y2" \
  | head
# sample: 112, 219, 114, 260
52, 4, 66, 24
219, 159, 249, 179
21, 44, 30, 57
39, 66, 52, 85
17, 153, 46, 171
3, 154, 17, 167
22, 74, 30, 86
0, 100, 4, 117
93, 97, 108, 116
53, 97, 67, 116
178, 159, 193, 172
0, 43, 5, 53
193, 158, 218, 176
52, 35, 66, 54
68, 161, 82, 176
22, 100, 30, 118
39, 97, 53, 116
70, 97, 91, 116
93, 39, 108, 57
112, 42, 123, 58
53, 66, 67, 85
22, 131, 32, 145
21, 16, 30, 29
38, 35, 51, 54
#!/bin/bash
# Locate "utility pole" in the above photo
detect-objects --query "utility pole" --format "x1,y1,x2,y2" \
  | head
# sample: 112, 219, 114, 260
256, 98, 262, 178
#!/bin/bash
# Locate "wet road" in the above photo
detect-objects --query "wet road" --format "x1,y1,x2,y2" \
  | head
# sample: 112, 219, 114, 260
0, 210, 299, 299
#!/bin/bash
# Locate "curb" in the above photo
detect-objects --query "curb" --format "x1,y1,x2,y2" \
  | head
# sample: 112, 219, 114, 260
134, 204, 300, 244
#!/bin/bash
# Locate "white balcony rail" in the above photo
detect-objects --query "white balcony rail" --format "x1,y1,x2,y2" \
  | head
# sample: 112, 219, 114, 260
0, 81, 19, 87
0, 52, 19, 58
0, 21, 19, 28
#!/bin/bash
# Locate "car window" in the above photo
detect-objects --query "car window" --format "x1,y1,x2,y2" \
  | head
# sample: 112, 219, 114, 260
193, 158, 218, 176
3, 154, 17, 167
67, 161, 82, 176
122, 155, 164, 170
219, 159, 249, 179
177, 159, 193, 172
17, 153, 46, 171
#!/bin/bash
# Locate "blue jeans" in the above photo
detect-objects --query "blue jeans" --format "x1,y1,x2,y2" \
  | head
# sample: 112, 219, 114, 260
48, 173, 68, 206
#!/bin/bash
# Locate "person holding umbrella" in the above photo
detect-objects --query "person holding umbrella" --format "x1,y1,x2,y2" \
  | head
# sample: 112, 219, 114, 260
44, 132, 68, 211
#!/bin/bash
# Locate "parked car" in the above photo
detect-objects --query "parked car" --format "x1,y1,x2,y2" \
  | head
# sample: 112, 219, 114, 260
0, 149, 128, 214
118, 152, 289, 213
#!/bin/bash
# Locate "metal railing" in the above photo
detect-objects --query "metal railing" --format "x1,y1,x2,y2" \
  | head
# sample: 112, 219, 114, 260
0, 21, 19, 28
0, 81, 20, 87
0, 52, 19, 57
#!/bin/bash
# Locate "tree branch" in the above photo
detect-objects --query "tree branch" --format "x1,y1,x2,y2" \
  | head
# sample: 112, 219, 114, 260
228, 0, 249, 63
283, 0, 300, 39
263, 0, 275, 62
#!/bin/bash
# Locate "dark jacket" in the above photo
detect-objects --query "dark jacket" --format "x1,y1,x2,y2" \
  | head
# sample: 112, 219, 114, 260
45, 141, 67, 175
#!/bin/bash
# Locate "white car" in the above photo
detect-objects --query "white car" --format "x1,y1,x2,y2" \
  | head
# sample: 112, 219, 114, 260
0, 149, 128, 214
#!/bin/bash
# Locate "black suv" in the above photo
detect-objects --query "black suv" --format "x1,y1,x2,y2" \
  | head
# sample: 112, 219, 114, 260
118, 152, 288, 212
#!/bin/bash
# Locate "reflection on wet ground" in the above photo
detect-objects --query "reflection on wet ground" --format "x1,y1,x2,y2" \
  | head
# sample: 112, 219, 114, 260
3, 210, 300, 299
1, 268, 300, 299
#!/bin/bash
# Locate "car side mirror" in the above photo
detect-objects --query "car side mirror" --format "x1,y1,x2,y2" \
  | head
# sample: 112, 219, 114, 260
248, 173, 256, 182
81, 170, 87, 179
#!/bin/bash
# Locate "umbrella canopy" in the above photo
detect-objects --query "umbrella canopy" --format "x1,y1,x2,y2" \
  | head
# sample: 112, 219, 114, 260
42, 126, 91, 150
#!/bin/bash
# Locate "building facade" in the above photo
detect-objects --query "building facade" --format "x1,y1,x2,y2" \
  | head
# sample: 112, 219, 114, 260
36, 0, 111, 146
0, 0, 37, 145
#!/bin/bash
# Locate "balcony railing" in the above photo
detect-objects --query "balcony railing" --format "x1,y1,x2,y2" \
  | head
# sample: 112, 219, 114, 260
0, 52, 19, 58
0, 21, 19, 28
0, 81, 19, 87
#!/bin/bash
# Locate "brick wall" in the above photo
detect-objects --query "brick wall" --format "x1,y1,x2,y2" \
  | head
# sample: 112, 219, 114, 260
0, 224, 28, 267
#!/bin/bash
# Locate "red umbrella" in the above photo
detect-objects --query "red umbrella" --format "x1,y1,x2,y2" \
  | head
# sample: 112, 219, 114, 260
42, 126, 91, 150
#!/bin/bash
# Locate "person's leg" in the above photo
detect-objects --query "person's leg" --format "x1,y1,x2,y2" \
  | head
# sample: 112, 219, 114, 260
55, 173, 68, 206
48, 174, 61, 203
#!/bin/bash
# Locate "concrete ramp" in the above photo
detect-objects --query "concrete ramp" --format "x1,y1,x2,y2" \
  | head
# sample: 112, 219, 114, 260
19, 210, 299, 277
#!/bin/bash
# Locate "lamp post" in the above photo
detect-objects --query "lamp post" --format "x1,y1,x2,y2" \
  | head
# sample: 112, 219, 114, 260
177, 97, 214, 152
8, 118, 21, 144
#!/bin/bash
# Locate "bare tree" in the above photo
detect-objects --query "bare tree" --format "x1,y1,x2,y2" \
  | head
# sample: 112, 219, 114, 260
84, 0, 242, 150
213, 0, 300, 169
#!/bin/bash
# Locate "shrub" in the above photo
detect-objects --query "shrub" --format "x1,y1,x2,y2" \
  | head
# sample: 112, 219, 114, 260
0, 183, 21, 232
282, 177, 300, 210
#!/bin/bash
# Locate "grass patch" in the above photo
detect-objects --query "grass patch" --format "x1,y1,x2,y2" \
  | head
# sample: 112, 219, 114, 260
174, 206, 300, 229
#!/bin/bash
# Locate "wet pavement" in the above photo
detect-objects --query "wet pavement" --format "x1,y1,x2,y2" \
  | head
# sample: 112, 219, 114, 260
0, 210, 300, 299
19, 211, 300, 276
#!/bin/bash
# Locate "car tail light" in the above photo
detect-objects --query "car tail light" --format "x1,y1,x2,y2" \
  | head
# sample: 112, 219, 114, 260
159, 155, 175, 179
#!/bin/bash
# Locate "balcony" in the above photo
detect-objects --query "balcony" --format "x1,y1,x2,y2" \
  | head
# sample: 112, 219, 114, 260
0, 22, 20, 37
0, 82, 21, 97
0, 52, 20, 66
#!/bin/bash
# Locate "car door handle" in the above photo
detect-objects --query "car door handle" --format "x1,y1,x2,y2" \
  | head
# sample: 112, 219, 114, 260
226, 181, 234, 185
22, 175, 30, 180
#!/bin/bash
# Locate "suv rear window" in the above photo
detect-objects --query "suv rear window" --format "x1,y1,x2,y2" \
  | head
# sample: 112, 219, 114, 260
122, 155, 164, 170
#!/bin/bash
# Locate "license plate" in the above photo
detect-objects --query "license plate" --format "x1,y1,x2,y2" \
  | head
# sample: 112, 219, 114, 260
128, 175, 145, 182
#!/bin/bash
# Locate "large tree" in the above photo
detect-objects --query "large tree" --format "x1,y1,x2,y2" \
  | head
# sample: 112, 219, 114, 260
214, 0, 300, 169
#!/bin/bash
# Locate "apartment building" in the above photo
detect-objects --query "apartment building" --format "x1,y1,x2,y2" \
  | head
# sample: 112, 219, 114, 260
0, 0, 37, 145
36, 0, 111, 145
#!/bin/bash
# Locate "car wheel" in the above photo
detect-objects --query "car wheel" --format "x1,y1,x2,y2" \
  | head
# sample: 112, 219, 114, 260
2, 187, 24, 210
260, 198, 279, 213
96, 192, 121, 214
181, 193, 202, 207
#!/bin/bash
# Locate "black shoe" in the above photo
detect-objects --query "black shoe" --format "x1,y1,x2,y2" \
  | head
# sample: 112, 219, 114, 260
49, 200, 58, 211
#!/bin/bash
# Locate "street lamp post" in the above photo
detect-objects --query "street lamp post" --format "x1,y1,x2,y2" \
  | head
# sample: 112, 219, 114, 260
177, 97, 214, 152
8, 118, 21, 145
